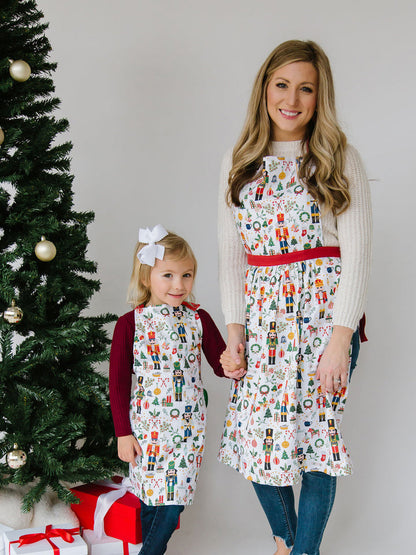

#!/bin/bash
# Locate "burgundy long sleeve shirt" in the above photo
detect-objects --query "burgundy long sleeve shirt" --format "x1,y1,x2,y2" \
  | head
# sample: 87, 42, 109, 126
109, 308, 226, 437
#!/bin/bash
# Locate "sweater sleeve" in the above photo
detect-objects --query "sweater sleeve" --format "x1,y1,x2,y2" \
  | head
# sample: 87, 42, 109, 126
217, 149, 247, 326
198, 309, 226, 377
109, 311, 135, 437
333, 145, 373, 330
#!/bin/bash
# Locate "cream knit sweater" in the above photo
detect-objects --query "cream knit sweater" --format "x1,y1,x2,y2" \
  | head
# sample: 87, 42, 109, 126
218, 140, 372, 331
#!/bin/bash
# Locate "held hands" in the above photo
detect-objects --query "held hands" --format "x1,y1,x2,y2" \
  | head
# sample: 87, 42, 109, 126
316, 326, 352, 394
222, 323, 247, 379
220, 343, 247, 379
117, 434, 142, 467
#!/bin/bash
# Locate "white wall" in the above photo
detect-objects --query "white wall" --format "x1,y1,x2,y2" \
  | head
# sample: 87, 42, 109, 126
37, 1, 416, 553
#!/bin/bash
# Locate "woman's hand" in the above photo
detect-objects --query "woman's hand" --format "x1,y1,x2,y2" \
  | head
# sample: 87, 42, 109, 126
117, 435, 142, 467
221, 343, 247, 378
224, 323, 247, 379
316, 326, 353, 394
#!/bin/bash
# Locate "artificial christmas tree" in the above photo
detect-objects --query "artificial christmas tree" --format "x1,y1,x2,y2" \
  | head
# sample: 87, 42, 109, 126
0, 0, 123, 512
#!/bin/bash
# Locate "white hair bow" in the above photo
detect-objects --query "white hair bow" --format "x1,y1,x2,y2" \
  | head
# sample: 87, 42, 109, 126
138, 224, 168, 266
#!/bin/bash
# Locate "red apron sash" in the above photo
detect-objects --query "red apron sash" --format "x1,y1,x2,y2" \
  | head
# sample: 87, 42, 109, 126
247, 246, 341, 266
246, 246, 368, 342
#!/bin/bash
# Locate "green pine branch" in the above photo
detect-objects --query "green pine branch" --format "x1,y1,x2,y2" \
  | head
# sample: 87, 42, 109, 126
0, 0, 123, 511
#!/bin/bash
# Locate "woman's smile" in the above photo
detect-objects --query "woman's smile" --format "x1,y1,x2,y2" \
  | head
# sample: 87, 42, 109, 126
279, 109, 301, 118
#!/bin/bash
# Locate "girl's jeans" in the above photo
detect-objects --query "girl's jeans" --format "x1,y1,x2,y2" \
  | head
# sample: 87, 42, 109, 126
139, 501, 184, 555
251, 328, 361, 555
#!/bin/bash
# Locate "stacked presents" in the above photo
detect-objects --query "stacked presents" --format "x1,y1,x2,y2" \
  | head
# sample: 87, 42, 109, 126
1, 477, 172, 554
70, 476, 144, 554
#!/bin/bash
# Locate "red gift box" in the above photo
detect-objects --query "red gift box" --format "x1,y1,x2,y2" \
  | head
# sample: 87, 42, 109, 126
70, 479, 142, 544
70, 478, 179, 545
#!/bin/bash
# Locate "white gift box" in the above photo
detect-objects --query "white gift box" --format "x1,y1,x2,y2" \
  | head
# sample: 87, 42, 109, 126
0, 524, 14, 555
82, 529, 142, 555
3, 523, 87, 555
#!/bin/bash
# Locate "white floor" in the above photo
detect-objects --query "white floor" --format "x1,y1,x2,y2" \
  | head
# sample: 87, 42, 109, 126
163, 469, 408, 555
167, 523, 399, 555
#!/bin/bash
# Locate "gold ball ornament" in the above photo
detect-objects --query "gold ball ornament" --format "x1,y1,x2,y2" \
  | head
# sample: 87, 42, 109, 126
35, 236, 57, 262
0, 128, 4, 146
7, 444, 27, 469
9, 59, 31, 82
3, 300, 23, 324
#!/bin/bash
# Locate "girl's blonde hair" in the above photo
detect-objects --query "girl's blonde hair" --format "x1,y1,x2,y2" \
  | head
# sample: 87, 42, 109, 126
228, 39, 350, 215
127, 231, 198, 308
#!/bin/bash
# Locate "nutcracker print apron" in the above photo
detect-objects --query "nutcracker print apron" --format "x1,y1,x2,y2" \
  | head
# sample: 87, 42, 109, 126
129, 303, 206, 505
218, 155, 353, 486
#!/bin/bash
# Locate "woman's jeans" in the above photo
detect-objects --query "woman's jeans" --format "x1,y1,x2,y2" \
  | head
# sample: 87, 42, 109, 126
252, 471, 336, 555
139, 501, 183, 555
251, 328, 361, 555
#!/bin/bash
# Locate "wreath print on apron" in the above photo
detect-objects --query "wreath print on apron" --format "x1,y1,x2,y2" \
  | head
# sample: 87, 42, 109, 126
218, 155, 353, 486
130, 303, 206, 505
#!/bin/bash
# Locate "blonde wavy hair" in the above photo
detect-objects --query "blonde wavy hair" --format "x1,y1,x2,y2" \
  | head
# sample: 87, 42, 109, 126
228, 39, 350, 215
127, 231, 197, 308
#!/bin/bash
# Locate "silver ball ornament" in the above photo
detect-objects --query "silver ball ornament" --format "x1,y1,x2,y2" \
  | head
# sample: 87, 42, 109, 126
7, 444, 27, 469
3, 300, 23, 324
35, 236, 57, 262
9, 59, 31, 82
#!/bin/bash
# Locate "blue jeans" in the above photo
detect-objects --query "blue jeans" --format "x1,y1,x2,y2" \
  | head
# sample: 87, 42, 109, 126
252, 471, 336, 555
251, 328, 361, 554
139, 501, 183, 555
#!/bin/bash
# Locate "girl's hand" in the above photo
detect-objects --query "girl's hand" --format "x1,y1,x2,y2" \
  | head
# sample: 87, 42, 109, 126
316, 326, 353, 394
117, 435, 142, 467
221, 343, 247, 379
224, 323, 247, 379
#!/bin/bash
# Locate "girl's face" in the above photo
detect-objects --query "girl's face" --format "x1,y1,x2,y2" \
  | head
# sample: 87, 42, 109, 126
266, 61, 318, 141
146, 256, 195, 307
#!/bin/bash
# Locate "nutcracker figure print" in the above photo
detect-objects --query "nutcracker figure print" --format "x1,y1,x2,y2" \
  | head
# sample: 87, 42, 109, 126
263, 428, 274, 470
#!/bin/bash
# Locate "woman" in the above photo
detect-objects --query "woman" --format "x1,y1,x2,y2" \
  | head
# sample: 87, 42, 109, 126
217, 40, 372, 555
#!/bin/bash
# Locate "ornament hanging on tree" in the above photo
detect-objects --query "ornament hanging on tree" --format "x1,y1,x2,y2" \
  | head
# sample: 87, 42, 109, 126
0, 127, 4, 145
3, 300, 23, 324
35, 236, 56, 261
6, 444, 27, 469
9, 59, 31, 82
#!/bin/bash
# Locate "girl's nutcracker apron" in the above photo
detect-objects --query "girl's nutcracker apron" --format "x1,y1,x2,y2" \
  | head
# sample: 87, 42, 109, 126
218, 154, 353, 486
130, 303, 206, 505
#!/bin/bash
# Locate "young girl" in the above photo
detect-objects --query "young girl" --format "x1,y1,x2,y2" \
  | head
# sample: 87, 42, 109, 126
109, 224, 245, 555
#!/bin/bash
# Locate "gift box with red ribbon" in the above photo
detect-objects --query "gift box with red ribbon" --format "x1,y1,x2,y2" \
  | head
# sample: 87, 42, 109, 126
81, 529, 141, 555
0, 523, 14, 555
2, 524, 87, 554
70, 477, 180, 545
70, 479, 141, 545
